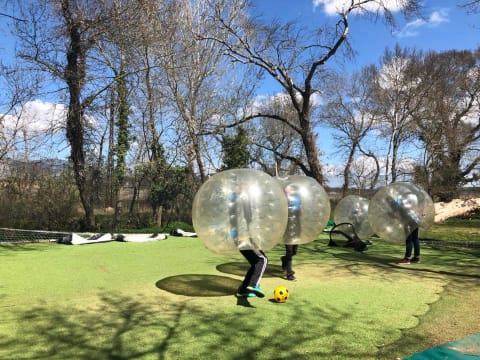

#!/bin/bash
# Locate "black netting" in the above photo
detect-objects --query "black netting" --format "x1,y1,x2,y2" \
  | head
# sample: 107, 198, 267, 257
328, 223, 368, 252
0, 228, 69, 243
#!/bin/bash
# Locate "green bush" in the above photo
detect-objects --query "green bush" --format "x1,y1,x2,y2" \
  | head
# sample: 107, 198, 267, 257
113, 221, 194, 235
161, 221, 194, 234
0, 171, 79, 231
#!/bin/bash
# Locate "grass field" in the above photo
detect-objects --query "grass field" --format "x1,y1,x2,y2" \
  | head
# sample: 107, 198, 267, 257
0, 225, 479, 360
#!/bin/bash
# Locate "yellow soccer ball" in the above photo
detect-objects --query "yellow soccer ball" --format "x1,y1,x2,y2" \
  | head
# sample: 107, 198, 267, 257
273, 285, 289, 303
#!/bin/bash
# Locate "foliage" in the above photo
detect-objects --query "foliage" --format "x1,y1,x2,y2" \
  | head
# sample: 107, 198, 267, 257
160, 220, 195, 234
221, 127, 250, 169
0, 168, 79, 230
113, 68, 131, 195
411, 49, 480, 201
111, 221, 194, 235
148, 165, 197, 225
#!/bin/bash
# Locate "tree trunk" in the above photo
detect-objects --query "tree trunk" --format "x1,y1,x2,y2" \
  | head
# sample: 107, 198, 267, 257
342, 144, 357, 197
299, 101, 325, 185
303, 130, 324, 185
62, 1, 95, 230
112, 64, 130, 231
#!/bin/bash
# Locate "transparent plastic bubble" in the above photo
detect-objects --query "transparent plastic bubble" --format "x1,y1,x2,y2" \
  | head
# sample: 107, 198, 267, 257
277, 175, 331, 245
192, 168, 288, 254
333, 195, 374, 239
368, 182, 435, 242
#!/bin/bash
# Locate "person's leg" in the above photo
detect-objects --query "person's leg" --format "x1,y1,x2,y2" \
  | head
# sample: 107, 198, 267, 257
248, 250, 267, 287
246, 250, 267, 297
291, 244, 298, 256
404, 238, 413, 259
238, 250, 255, 293
239, 250, 267, 297
411, 228, 420, 261
282, 245, 297, 279
281, 245, 293, 269
404, 228, 418, 259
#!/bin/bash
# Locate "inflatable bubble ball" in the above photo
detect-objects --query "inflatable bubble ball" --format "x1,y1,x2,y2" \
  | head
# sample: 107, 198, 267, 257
368, 182, 435, 243
277, 175, 331, 245
192, 168, 288, 254
333, 195, 374, 239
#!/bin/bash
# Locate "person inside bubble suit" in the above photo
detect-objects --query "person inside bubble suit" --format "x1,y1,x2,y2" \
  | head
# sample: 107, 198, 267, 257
228, 182, 267, 298
281, 184, 301, 280
389, 192, 421, 264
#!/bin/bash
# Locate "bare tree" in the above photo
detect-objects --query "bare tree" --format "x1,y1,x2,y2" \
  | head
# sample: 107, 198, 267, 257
369, 45, 426, 184
322, 66, 378, 194
349, 154, 380, 190
11, 0, 118, 229
460, 0, 480, 12
0, 63, 37, 160
202, 0, 420, 185
92, 0, 154, 228
410, 49, 480, 200
157, 0, 255, 182
250, 93, 305, 176
9, 0, 168, 229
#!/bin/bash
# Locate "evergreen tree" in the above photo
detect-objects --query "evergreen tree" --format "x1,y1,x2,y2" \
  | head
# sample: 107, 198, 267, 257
221, 127, 250, 169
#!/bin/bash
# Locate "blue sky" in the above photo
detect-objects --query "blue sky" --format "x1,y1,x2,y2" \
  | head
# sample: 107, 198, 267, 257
1, 1, 478, 94
254, 0, 479, 83
251, 0, 480, 184
2, 1, 478, 103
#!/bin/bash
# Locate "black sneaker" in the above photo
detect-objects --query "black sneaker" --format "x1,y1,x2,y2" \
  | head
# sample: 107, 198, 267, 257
236, 291, 256, 298
410, 257, 420, 263
283, 271, 296, 280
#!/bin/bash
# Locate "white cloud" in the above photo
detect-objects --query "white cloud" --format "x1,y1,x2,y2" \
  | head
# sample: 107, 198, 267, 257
312, 0, 344, 15
312, 0, 405, 16
3, 100, 67, 135
248, 93, 288, 117
2, 99, 97, 137
395, 8, 449, 38
251, 91, 322, 112
429, 9, 450, 25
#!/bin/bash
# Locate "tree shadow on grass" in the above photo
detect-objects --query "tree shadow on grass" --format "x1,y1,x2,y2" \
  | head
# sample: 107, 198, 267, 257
155, 274, 264, 307
155, 274, 241, 297
314, 241, 480, 280
216, 262, 284, 278
0, 290, 404, 360
0, 242, 53, 255
0, 292, 187, 360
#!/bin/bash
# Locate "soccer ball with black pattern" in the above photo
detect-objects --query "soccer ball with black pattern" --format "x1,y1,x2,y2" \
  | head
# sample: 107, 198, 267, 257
273, 285, 289, 303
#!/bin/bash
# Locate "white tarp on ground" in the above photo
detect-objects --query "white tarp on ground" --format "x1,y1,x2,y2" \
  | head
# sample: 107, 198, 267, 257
63, 233, 114, 245
170, 228, 197, 237
115, 233, 168, 242
61, 232, 168, 244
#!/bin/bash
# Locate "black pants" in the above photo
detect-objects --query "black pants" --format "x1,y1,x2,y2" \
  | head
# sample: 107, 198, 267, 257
404, 227, 420, 258
282, 244, 298, 275
238, 249, 267, 291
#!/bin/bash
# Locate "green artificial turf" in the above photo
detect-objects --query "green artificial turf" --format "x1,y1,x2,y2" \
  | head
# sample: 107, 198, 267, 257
0, 233, 479, 360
